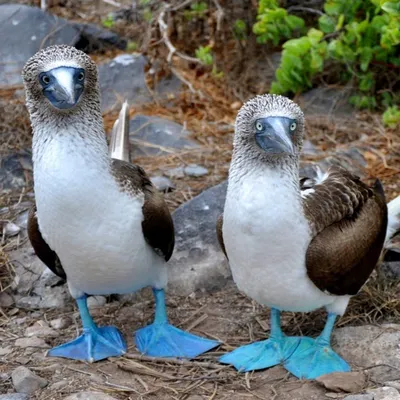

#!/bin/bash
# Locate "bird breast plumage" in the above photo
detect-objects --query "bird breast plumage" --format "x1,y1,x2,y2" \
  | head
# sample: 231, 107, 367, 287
223, 166, 342, 313
33, 134, 167, 298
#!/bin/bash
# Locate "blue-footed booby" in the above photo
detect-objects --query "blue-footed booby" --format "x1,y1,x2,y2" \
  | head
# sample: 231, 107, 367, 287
23, 45, 218, 362
216, 94, 388, 379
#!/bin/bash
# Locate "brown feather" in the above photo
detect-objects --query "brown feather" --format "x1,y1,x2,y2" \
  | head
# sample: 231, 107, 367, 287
27, 206, 66, 280
216, 215, 228, 260
305, 178, 387, 296
111, 159, 174, 261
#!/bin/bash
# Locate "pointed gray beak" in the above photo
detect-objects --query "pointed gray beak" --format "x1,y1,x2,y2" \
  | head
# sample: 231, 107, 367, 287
255, 117, 295, 154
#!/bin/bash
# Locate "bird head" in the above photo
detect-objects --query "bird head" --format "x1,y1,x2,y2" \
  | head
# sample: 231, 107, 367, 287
22, 45, 98, 112
234, 94, 305, 163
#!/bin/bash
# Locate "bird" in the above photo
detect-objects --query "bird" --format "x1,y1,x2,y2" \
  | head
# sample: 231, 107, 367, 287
216, 94, 388, 379
23, 44, 219, 363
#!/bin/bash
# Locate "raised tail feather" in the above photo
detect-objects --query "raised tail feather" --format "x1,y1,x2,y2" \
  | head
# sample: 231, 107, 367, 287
109, 101, 131, 162
385, 195, 400, 248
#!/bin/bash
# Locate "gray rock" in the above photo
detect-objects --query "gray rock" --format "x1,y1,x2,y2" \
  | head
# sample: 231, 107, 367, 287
150, 176, 175, 192
299, 87, 355, 119
98, 54, 151, 112
168, 181, 230, 295
71, 23, 126, 53
4, 222, 21, 237
0, 151, 32, 192
129, 115, 199, 157
0, 292, 14, 308
38, 286, 70, 309
165, 166, 185, 179
24, 321, 58, 338
0, 395, 29, 400
334, 325, 400, 382
0, 4, 125, 89
50, 317, 71, 330
343, 395, 373, 400
11, 366, 48, 394
15, 296, 41, 309
184, 164, 209, 177
38, 269, 64, 288
87, 296, 106, 309
64, 392, 118, 400
15, 337, 50, 349
367, 387, 400, 400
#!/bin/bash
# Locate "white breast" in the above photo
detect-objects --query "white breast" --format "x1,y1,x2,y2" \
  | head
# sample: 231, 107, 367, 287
33, 135, 166, 298
223, 166, 337, 313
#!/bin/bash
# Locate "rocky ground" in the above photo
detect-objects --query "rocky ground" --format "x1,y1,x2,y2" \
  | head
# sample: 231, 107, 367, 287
1, 1, 400, 399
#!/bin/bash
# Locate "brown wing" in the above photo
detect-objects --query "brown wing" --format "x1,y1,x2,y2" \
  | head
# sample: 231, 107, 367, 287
216, 215, 228, 260
111, 159, 174, 261
304, 171, 387, 296
27, 206, 66, 280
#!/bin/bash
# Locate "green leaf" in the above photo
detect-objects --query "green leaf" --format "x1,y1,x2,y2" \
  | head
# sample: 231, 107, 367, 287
319, 15, 336, 33
336, 14, 345, 30
381, 1, 400, 15
359, 47, 373, 71
382, 106, 400, 127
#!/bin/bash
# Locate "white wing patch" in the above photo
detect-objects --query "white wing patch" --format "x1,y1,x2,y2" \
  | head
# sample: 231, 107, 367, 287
301, 188, 315, 198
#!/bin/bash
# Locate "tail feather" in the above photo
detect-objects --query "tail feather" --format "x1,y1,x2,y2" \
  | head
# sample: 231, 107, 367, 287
109, 101, 131, 162
385, 195, 400, 248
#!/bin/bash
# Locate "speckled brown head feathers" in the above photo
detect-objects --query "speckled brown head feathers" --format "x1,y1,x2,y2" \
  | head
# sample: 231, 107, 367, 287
233, 94, 305, 165
22, 45, 100, 116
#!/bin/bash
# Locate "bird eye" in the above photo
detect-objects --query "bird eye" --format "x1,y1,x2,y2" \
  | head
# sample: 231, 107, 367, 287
41, 75, 50, 85
78, 71, 85, 81
290, 122, 297, 131
255, 121, 264, 131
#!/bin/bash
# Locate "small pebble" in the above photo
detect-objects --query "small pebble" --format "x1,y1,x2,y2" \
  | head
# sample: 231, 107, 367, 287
0, 346, 12, 356
50, 316, 71, 330
15, 337, 50, 349
165, 166, 185, 179
4, 222, 21, 237
0, 395, 29, 400
49, 380, 69, 391
184, 164, 208, 177
25, 321, 58, 338
150, 176, 175, 192
11, 366, 48, 394
367, 387, 400, 400
87, 296, 106, 309
0, 292, 14, 308
64, 392, 118, 400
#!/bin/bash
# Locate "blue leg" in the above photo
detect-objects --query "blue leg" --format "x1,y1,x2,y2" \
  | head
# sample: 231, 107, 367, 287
219, 309, 300, 372
284, 313, 350, 379
48, 295, 126, 362
135, 289, 219, 358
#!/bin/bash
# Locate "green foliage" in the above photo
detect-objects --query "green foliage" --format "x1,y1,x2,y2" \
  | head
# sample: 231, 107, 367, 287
253, 0, 305, 45
127, 41, 138, 52
139, 0, 150, 5
382, 106, 400, 127
143, 7, 153, 22
195, 45, 214, 65
233, 19, 247, 40
101, 14, 114, 29
184, 2, 208, 20
255, 0, 400, 115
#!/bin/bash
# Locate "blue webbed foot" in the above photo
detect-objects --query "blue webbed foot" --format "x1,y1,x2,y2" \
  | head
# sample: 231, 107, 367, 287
136, 323, 219, 358
47, 295, 126, 362
135, 289, 219, 358
284, 313, 350, 379
219, 335, 300, 372
284, 337, 350, 379
48, 325, 127, 362
220, 308, 300, 372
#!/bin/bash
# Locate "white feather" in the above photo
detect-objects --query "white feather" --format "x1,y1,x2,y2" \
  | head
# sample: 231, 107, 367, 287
224, 166, 349, 315
385, 195, 400, 247
34, 131, 167, 299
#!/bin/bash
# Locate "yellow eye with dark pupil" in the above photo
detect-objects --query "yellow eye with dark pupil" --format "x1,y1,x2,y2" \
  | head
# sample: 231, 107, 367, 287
290, 122, 297, 131
256, 122, 263, 131
78, 72, 85, 81
42, 75, 50, 84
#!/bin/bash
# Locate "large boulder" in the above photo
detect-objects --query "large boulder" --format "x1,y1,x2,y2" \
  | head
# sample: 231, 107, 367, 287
0, 4, 125, 89
128, 114, 199, 157
98, 54, 181, 112
168, 181, 230, 295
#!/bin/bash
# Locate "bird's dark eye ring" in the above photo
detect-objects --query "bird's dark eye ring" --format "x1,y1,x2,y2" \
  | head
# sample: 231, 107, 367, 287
78, 72, 85, 81
41, 75, 50, 85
